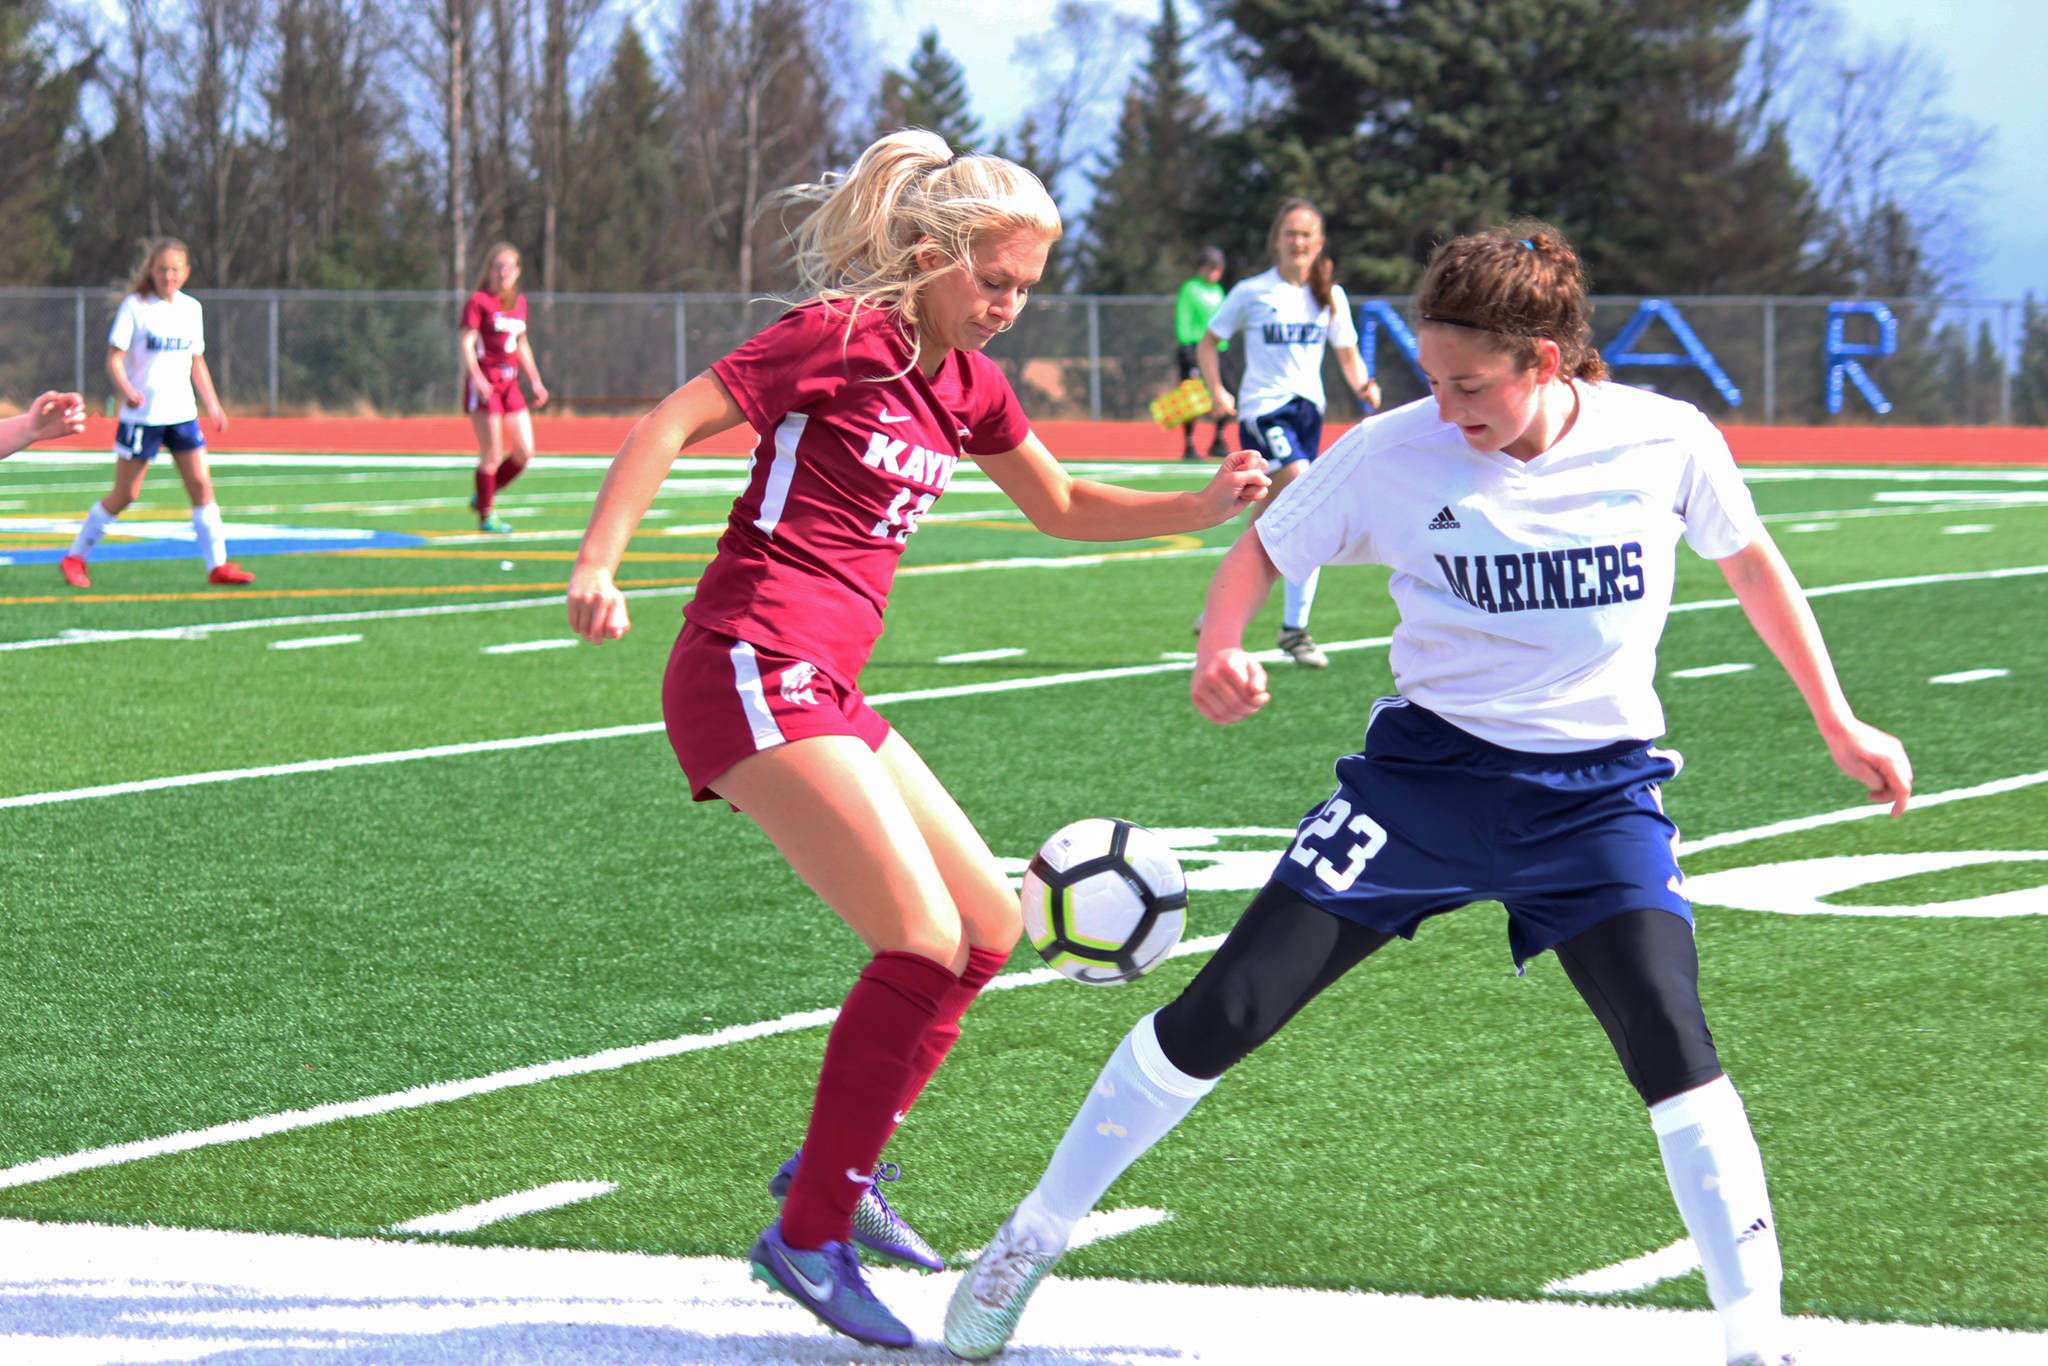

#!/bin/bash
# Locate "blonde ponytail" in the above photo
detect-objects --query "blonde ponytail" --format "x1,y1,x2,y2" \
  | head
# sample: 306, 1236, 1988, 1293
773, 128, 1062, 350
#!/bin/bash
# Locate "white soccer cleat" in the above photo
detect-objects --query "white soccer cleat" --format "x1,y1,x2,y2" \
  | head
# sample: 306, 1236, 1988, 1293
1276, 627, 1329, 669
943, 1209, 1068, 1360
1728, 1353, 1797, 1365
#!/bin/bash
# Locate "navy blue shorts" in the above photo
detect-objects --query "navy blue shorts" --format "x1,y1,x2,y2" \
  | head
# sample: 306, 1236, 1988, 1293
114, 420, 205, 463
1273, 697, 1692, 969
1239, 396, 1323, 469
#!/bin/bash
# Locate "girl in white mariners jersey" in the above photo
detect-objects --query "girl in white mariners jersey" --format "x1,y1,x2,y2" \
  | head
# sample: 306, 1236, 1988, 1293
949, 224, 1912, 1366
566, 129, 1268, 1350
61, 239, 251, 589
1197, 198, 1379, 668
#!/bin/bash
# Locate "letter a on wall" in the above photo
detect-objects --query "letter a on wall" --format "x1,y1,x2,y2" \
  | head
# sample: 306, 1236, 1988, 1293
1826, 301, 1896, 415
1605, 299, 1742, 407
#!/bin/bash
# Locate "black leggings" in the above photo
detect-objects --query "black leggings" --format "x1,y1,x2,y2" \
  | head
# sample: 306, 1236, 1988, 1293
1152, 882, 1723, 1106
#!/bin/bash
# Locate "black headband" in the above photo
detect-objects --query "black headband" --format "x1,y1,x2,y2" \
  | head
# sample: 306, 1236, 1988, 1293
1419, 312, 1501, 332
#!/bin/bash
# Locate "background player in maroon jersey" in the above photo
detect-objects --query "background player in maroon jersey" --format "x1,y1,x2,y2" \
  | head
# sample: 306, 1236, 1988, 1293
566, 129, 1268, 1348
459, 243, 548, 533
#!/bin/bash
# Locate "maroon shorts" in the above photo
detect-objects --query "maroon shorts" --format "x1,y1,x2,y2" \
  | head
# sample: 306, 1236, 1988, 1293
465, 366, 526, 415
663, 622, 892, 802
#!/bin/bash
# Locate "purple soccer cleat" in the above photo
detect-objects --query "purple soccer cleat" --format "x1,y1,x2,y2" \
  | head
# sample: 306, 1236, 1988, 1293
749, 1219, 912, 1348
768, 1150, 945, 1272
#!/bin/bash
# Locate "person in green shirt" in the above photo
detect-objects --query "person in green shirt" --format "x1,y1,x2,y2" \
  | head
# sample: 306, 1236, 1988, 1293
1174, 247, 1230, 459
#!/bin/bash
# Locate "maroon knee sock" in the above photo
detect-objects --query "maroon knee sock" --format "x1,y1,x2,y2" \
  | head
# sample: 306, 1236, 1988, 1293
493, 459, 526, 491
779, 950, 955, 1249
899, 945, 1009, 1118
473, 468, 495, 515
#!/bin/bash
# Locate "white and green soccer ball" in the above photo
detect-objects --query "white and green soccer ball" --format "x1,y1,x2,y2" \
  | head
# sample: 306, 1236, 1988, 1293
1020, 818, 1187, 985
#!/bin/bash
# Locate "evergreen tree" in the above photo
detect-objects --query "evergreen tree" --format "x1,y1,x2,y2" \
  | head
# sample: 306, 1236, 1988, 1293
0, 1, 88, 283
2014, 297, 2048, 426
559, 24, 677, 291
1080, 0, 1217, 295
876, 28, 982, 152
1207, 0, 1839, 297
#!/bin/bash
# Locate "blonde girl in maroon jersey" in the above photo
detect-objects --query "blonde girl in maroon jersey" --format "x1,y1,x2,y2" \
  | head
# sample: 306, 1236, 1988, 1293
567, 130, 1268, 1347
459, 243, 548, 533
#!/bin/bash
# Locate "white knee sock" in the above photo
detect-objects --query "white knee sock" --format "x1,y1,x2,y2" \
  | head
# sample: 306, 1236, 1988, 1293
1651, 1075, 1785, 1361
69, 503, 115, 559
1281, 567, 1320, 631
192, 503, 227, 569
1014, 1011, 1216, 1240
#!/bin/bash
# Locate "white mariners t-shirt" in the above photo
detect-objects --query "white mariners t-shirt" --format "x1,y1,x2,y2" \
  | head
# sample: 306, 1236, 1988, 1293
1255, 381, 1764, 752
109, 293, 206, 426
1207, 267, 1359, 420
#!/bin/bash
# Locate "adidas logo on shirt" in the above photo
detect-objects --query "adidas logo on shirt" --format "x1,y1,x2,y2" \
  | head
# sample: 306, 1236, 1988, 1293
1427, 506, 1461, 530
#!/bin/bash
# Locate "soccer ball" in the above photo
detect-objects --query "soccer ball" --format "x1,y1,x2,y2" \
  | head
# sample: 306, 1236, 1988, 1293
1020, 819, 1187, 985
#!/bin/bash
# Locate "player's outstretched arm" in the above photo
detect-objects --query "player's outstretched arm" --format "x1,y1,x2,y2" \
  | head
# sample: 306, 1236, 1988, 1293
1716, 534, 1912, 815
1191, 529, 1279, 725
1196, 331, 1236, 420
978, 433, 1267, 542
0, 391, 86, 459
568, 371, 746, 643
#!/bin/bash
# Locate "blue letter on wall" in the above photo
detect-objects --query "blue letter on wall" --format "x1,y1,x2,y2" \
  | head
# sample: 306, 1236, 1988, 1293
1356, 300, 1426, 384
1826, 301, 1896, 415
1605, 299, 1742, 407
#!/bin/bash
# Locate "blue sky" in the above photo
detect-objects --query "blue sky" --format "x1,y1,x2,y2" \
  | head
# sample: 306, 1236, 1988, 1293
886, 0, 2048, 300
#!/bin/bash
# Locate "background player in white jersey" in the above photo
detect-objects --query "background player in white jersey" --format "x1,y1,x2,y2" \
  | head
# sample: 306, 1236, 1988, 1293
1196, 198, 1379, 667
566, 130, 1268, 1350
60, 239, 251, 589
948, 224, 1911, 1366
0, 390, 86, 459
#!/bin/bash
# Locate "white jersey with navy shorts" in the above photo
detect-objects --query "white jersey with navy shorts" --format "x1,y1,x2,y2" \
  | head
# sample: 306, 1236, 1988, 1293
1207, 267, 1357, 467
1253, 381, 1765, 966
109, 292, 207, 461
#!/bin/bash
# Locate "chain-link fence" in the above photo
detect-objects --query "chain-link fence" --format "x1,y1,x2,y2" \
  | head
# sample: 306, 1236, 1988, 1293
1, 288, 2034, 425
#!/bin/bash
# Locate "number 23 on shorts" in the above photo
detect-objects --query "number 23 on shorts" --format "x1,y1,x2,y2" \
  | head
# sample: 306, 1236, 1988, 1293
1286, 795, 1387, 892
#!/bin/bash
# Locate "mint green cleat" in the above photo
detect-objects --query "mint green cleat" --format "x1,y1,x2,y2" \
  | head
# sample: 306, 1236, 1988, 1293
479, 513, 512, 534
943, 1209, 1067, 1360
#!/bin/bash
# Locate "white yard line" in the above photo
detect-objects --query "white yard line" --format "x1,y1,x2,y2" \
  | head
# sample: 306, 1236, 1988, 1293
386, 1181, 617, 1236
0, 1218, 2038, 1366
1544, 1238, 1700, 1296
6, 765, 2043, 1193
267, 634, 362, 651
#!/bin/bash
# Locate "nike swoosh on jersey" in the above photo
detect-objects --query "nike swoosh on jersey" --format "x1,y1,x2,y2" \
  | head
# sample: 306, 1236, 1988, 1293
879, 411, 913, 423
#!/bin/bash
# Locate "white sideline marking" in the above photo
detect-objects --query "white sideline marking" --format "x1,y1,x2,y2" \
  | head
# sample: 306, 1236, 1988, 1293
954, 1207, 1173, 1262
1675, 770, 2048, 856
1544, 1238, 1700, 1295
267, 634, 362, 651
1781, 521, 1837, 533
8, 768, 2045, 1193
0, 640, 1395, 812
1931, 668, 2010, 684
1944, 524, 1995, 534
481, 639, 578, 655
1669, 663, 1755, 679
936, 646, 1027, 663
1, 1218, 2040, 1366
388, 1181, 617, 1235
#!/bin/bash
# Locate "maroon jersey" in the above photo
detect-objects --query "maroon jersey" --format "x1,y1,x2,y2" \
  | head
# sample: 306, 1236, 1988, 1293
462, 291, 527, 375
688, 300, 1030, 683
